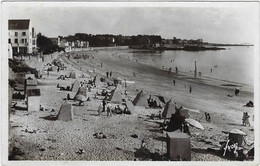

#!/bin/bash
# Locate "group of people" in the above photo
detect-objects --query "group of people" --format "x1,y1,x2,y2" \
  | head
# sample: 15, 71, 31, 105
147, 97, 161, 108
205, 112, 211, 122
106, 71, 112, 78
97, 100, 130, 116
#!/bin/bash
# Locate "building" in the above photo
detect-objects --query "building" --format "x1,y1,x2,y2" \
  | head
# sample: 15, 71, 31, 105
8, 19, 37, 54
49, 37, 58, 45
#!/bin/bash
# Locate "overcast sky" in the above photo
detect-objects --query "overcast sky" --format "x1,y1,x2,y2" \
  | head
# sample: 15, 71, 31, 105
5, 2, 259, 44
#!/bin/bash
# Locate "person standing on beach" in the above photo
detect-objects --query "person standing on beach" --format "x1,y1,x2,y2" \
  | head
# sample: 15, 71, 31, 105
189, 85, 192, 93
102, 100, 106, 112
244, 112, 250, 127
175, 67, 178, 74
98, 103, 102, 116
133, 72, 136, 77
173, 79, 175, 86
106, 71, 109, 78
110, 71, 112, 78
47, 71, 49, 77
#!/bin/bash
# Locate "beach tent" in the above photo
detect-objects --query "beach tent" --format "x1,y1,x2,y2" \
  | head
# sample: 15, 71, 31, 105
166, 131, 191, 161
155, 95, 166, 104
151, 95, 166, 107
162, 99, 176, 119
71, 80, 80, 92
126, 100, 135, 113
51, 66, 58, 71
74, 87, 87, 99
132, 90, 149, 107
94, 75, 103, 85
57, 103, 73, 121
69, 71, 76, 79
108, 85, 123, 103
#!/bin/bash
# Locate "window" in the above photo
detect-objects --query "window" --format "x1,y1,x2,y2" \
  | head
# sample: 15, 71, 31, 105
15, 32, 18, 36
21, 39, 25, 43
25, 39, 27, 43
32, 39, 36, 45
22, 32, 26, 36
15, 39, 18, 43
8, 39, 11, 43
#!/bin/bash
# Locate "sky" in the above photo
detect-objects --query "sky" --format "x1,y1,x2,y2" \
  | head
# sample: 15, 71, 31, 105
5, 2, 259, 44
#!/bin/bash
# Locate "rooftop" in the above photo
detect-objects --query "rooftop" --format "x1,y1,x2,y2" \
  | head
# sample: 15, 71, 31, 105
9, 19, 30, 30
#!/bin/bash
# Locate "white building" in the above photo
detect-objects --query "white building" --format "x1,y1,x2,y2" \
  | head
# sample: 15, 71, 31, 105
8, 19, 37, 54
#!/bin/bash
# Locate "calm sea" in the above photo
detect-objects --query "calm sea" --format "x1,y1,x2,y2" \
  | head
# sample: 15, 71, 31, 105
116, 46, 254, 86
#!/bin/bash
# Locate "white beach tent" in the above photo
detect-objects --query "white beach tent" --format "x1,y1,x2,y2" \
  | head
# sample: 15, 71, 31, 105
57, 103, 73, 121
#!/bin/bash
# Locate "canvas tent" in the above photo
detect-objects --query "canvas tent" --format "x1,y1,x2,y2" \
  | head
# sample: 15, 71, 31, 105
94, 75, 103, 85
57, 103, 73, 121
71, 80, 80, 92
74, 87, 87, 99
132, 90, 149, 107
162, 99, 176, 119
69, 71, 76, 79
108, 85, 123, 103
126, 100, 135, 113
51, 66, 58, 71
154, 95, 166, 104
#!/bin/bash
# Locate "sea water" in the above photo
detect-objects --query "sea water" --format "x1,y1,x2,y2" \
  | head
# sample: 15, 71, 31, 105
117, 46, 254, 87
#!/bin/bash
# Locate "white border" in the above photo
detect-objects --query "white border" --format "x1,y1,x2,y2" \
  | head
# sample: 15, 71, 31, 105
1, 2, 259, 166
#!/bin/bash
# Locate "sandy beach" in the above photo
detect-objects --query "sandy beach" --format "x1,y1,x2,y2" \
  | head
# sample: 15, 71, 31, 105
9, 48, 254, 161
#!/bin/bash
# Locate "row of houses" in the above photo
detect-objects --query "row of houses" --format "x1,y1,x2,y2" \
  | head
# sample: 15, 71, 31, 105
49, 37, 91, 51
8, 19, 37, 56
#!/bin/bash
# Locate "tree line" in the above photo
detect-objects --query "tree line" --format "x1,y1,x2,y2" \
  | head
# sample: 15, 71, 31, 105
37, 32, 162, 54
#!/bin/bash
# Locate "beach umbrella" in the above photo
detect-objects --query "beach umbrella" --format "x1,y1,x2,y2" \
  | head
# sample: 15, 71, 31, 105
75, 94, 87, 102
229, 129, 246, 136
185, 118, 204, 130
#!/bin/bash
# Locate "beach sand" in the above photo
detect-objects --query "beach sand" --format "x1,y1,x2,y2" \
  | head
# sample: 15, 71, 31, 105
9, 48, 254, 161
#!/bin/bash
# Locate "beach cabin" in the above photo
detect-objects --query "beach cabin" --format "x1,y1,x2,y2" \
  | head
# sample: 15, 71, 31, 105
166, 131, 191, 161
26, 89, 41, 112
25, 74, 35, 80
24, 78, 37, 93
